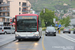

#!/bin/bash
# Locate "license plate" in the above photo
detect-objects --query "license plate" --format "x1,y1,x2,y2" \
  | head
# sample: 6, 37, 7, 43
26, 37, 28, 38
50, 32, 52, 34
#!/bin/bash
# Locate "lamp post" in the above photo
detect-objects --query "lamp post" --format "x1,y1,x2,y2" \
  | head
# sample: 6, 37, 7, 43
43, 8, 45, 13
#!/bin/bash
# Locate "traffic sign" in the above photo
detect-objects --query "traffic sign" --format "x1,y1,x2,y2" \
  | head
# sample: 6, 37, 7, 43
55, 24, 58, 26
53, 18, 56, 23
58, 24, 61, 27
10, 19, 12, 22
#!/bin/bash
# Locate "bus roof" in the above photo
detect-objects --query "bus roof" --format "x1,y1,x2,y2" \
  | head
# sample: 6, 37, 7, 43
15, 14, 39, 17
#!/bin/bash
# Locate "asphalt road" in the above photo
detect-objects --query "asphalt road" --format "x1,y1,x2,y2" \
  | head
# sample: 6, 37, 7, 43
0, 31, 75, 50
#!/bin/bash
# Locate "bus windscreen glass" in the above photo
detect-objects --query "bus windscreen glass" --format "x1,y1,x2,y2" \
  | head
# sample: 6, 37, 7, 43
17, 16, 37, 32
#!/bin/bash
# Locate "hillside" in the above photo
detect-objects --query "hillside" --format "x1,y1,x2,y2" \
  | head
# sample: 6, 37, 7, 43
29, 0, 75, 12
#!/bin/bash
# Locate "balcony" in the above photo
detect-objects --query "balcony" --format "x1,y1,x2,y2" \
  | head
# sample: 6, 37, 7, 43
22, 5, 30, 7
22, 10, 28, 13
0, 4, 9, 7
0, 10, 9, 12
0, 15, 9, 17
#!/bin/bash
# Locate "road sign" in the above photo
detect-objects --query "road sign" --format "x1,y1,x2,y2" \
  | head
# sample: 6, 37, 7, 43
55, 21, 58, 24
58, 24, 61, 27
53, 18, 56, 23
43, 8, 45, 13
55, 24, 58, 26
10, 19, 12, 22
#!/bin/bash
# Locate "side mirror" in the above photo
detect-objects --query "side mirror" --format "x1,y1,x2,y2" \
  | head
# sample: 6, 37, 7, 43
12, 18, 15, 23
38, 20, 41, 24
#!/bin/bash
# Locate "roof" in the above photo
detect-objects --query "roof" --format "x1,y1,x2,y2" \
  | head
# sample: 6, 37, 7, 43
16, 14, 39, 16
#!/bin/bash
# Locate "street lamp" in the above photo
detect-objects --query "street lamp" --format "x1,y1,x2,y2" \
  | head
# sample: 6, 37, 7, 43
43, 8, 45, 13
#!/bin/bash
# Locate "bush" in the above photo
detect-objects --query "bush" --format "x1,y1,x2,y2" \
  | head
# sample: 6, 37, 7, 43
60, 27, 64, 30
42, 27, 46, 31
55, 27, 64, 30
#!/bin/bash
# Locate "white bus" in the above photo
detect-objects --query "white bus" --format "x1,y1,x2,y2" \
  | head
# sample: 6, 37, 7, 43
13, 14, 42, 41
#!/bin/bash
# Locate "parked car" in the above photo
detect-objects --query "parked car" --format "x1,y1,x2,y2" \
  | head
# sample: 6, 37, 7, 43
0, 26, 15, 34
63, 27, 71, 34
73, 29, 75, 34
45, 26, 56, 36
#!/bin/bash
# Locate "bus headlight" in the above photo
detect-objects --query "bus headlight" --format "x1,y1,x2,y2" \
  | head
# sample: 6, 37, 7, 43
34, 34, 39, 36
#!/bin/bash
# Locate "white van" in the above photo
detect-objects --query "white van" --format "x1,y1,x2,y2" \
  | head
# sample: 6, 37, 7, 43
0, 26, 15, 34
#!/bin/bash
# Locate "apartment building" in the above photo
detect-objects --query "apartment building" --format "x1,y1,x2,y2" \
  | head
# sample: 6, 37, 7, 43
0, 0, 31, 22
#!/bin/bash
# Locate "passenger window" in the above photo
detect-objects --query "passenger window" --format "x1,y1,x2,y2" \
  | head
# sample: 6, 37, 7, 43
4, 27, 11, 29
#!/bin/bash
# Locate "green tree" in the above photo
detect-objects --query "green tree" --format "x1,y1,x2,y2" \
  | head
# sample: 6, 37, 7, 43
40, 8, 55, 27
59, 16, 71, 27
54, 16, 58, 21
65, 17, 71, 27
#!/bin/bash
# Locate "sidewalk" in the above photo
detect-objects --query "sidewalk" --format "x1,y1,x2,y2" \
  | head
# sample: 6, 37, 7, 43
0, 34, 15, 46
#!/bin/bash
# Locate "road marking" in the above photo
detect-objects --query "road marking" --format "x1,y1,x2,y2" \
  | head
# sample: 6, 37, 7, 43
42, 33, 46, 50
5, 47, 35, 50
58, 34, 75, 42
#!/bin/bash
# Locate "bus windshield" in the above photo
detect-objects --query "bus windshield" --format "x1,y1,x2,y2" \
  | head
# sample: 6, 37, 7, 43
17, 16, 37, 32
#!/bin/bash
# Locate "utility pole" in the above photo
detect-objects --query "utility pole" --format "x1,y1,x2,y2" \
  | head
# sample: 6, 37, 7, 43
43, 8, 45, 13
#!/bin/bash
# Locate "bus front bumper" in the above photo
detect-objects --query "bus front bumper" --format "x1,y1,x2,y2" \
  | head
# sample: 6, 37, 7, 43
15, 36, 40, 39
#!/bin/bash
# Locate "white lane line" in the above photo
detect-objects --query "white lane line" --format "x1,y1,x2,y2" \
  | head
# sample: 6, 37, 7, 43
58, 34, 75, 43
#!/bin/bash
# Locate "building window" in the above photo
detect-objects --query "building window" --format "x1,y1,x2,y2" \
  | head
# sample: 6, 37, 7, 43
3, 7, 5, 10
19, 2, 21, 6
7, 1, 10, 4
0, 2, 1, 4
3, 18, 5, 22
0, 12, 1, 16
7, 18, 9, 22
22, 3, 26, 6
19, 13, 21, 14
7, 13, 9, 16
7, 7, 9, 10
3, 2, 5, 4
19, 8, 21, 11
22, 8, 26, 11
0, 7, 1, 10
3, 13, 5, 16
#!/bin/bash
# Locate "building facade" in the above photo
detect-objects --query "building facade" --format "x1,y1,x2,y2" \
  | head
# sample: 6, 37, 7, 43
0, 0, 31, 22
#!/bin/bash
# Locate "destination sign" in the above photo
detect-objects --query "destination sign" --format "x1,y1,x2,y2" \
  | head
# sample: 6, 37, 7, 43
17, 16, 37, 19
22, 17, 33, 19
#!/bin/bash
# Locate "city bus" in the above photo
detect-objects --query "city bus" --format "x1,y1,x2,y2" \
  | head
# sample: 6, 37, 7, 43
13, 14, 42, 41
